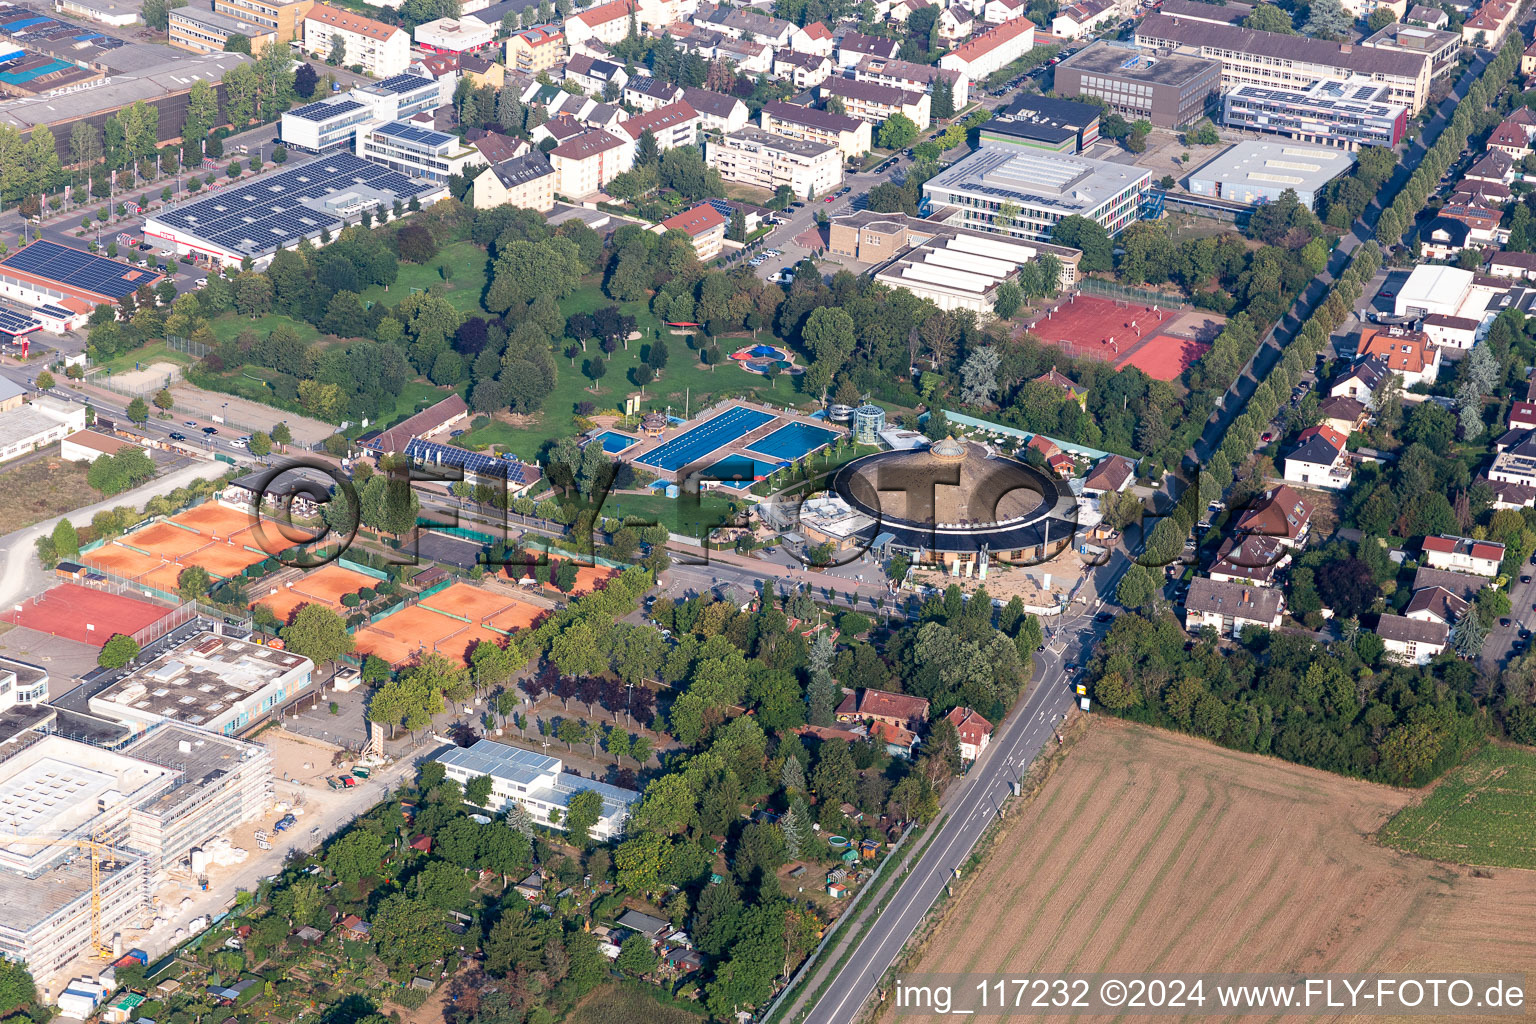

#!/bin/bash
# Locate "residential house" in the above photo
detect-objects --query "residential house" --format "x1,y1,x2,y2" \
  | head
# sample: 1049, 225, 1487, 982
1465, 148, 1513, 184
820, 77, 932, 131
1374, 612, 1449, 664
760, 100, 872, 159
1420, 534, 1504, 576
853, 56, 971, 110
459, 52, 505, 89
1419, 216, 1472, 260
946, 707, 993, 760
1488, 107, 1536, 160
774, 48, 834, 88
938, 5, 976, 41
693, 3, 796, 46
563, 0, 640, 50
1207, 534, 1289, 588
1525, 33, 1536, 74
1316, 394, 1368, 437
303, 4, 410, 76
1404, 585, 1470, 626
1461, 0, 1517, 45
1357, 327, 1440, 388
1411, 565, 1489, 601
468, 129, 528, 164
1053, 0, 1116, 38
835, 687, 931, 730
1283, 424, 1351, 490
624, 74, 684, 111
869, 719, 919, 757
797, 20, 834, 55
1420, 313, 1480, 350
681, 86, 750, 132
1035, 367, 1087, 406
1489, 250, 1536, 282
1511, 400, 1536, 431
1435, 201, 1502, 248
837, 30, 900, 66
471, 151, 557, 211
1026, 433, 1074, 476
659, 202, 727, 259
1081, 453, 1135, 495
549, 129, 633, 197
1233, 484, 1313, 548
1184, 577, 1285, 637
1485, 442, 1536, 508
616, 910, 671, 940
566, 53, 629, 95
1328, 356, 1390, 405
985, 0, 1031, 23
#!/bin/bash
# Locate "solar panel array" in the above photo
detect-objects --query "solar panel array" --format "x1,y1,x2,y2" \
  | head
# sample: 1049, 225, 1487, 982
0, 240, 155, 300
151, 153, 439, 258
406, 438, 532, 483
374, 120, 454, 149
0, 307, 40, 334
374, 73, 436, 95
33, 303, 73, 319
289, 98, 364, 122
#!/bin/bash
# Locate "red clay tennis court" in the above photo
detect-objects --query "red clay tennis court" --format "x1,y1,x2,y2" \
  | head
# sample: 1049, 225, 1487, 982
228, 521, 325, 556
140, 563, 190, 595
290, 564, 377, 605
3, 583, 171, 644
433, 624, 504, 666
193, 542, 267, 579
353, 604, 470, 667
1115, 333, 1212, 381
420, 582, 518, 623
486, 601, 543, 633
122, 521, 210, 560
1024, 295, 1174, 363
251, 588, 314, 624
85, 543, 164, 580
545, 559, 618, 597
170, 502, 255, 538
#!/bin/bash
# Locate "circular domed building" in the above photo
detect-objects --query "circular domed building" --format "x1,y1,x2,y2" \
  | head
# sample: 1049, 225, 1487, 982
822, 437, 1078, 569
639, 411, 668, 438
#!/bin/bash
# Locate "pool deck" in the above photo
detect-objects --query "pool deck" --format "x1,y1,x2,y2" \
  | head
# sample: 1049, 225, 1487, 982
621, 399, 844, 486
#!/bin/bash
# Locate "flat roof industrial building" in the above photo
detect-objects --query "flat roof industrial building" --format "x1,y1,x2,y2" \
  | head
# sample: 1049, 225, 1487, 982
143, 152, 447, 267
0, 240, 161, 310
1053, 40, 1222, 128
921, 143, 1153, 242
1186, 140, 1357, 207
1222, 78, 1408, 150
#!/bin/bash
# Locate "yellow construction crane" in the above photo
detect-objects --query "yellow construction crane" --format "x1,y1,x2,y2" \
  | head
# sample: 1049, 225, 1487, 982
0, 832, 122, 958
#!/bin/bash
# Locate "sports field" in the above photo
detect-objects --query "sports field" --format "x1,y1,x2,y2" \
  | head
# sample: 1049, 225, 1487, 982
1379, 744, 1536, 869
251, 564, 377, 622
119, 521, 208, 560
1023, 295, 1173, 362
354, 582, 542, 666
884, 721, 1536, 1024
420, 581, 522, 623
2, 583, 171, 644
1114, 333, 1211, 381
170, 501, 254, 539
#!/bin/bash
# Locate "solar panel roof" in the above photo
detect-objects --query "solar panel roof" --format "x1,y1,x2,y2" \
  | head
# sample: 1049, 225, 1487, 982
289, 98, 364, 122
373, 72, 436, 94
406, 438, 532, 483
150, 153, 439, 258
0, 240, 158, 300
33, 304, 73, 318
0, 308, 40, 334
374, 120, 453, 148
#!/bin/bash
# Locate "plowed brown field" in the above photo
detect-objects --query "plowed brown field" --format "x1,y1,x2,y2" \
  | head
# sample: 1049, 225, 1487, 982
882, 720, 1536, 1023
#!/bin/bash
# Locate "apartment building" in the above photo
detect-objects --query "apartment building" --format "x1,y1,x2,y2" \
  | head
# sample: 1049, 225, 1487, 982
681, 86, 749, 133
1221, 78, 1407, 150
170, 5, 278, 54
820, 77, 932, 131
1054, 40, 1221, 128
1362, 21, 1461, 81
304, 4, 411, 77
837, 30, 899, 66
357, 120, 488, 183
938, 16, 1036, 81
774, 48, 834, 88
563, 0, 639, 49
414, 15, 495, 54
549, 128, 633, 197
1135, 12, 1432, 111
760, 100, 871, 159
212, 0, 312, 39
707, 126, 842, 197
617, 99, 701, 151
853, 56, 971, 111
471, 151, 556, 210
1184, 577, 1284, 637
623, 75, 683, 111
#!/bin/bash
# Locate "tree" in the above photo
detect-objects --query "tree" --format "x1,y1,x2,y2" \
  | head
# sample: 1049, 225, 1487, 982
0, 959, 36, 1018
372, 893, 450, 973
1051, 215, 1112, 272
1116, 562, 1160, 609
993, 280, 1024, 319
142, 0, 186, 30
98, 632, 139, 668
959, 346, 1000, 406
1244, 2, 1295, 31
271, 421, 292, 447
126, 396, 148, 425
564, 788, 604, 845
178, 564, 210, 601
224, 33, 252, 53
1449, 611, 1485, 659
616, 933, 658, 977
1302, 0, 1351, 37
293, 63, 319, 99
281, 604, 355, 675
248, 430, 272, 457
325, 828, 386, 884
328, 34, 348, 66
1367, 6, 1396, 29
51, 518, 78, 559
877, 112, 919, 150
464, 773, 494, 806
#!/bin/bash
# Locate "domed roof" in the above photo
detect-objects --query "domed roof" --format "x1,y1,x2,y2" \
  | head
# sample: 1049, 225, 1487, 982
929, 435, 967, 461
640, 411, 667, 426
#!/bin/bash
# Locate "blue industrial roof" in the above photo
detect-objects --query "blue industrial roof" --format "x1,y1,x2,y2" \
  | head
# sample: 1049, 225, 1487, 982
0, 240, 159, 300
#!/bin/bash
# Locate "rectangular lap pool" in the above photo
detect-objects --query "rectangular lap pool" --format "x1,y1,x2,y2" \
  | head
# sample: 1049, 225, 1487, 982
636, 406, 774, 472
593, 430, 638, 454
746, 421, 841, 462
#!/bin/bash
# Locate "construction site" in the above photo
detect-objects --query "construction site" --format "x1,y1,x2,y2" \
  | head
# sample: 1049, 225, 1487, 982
0, 725, 273, 984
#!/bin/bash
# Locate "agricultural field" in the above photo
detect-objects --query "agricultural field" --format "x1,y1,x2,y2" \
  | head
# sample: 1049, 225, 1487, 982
882, 721, 1536, 1023
1379, 744, 1536, 869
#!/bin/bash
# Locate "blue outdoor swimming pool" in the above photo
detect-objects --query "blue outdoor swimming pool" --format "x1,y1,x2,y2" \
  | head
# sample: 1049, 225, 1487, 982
705, 454, 779, 488
594, 430, 638, 454
635, 406, 774, 472
746, 421, 841, 462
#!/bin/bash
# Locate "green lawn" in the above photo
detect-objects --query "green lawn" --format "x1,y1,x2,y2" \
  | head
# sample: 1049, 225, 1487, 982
209, 313, 321, 345
357, 241, 491, 314
1378, 744, 1536, 869
91, 339, 196, 376
456, 281, 796, 461
590, 490, 741, 538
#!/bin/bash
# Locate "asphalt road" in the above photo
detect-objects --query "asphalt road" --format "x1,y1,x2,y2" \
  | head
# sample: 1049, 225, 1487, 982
801, 549, 1134, 1024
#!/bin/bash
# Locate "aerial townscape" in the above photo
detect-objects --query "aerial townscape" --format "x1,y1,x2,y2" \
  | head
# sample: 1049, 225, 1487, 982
1, 0, 1536, 1016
